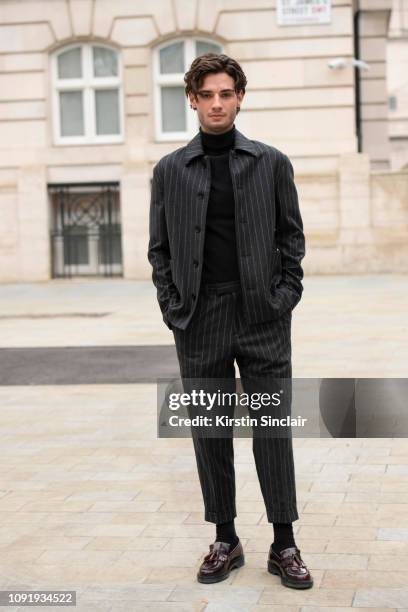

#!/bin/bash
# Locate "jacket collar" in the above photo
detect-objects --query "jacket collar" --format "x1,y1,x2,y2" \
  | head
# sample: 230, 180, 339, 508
184, 126, 261, 165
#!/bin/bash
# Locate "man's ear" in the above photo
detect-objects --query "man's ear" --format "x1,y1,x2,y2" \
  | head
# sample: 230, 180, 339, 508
237, 89, 245, 105
188, 92, 198, 109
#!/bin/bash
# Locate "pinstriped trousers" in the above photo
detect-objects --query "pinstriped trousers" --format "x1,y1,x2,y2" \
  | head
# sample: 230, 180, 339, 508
172, 279, 299, 525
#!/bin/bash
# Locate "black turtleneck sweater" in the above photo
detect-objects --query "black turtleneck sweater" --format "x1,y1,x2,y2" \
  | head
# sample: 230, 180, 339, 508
200, 125, 240, 283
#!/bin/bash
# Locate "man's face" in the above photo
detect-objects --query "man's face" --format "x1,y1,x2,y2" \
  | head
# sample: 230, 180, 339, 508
188, 71, 244, 134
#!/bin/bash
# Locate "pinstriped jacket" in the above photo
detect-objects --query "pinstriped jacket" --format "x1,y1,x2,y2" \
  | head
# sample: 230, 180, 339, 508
147, 127, 305, 331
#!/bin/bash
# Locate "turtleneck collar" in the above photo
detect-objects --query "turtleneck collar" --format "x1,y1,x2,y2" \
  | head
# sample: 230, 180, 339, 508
200, 124, 235, 155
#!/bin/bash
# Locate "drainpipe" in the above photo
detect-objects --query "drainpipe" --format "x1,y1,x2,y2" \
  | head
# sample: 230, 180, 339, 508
354, 9, 362, 153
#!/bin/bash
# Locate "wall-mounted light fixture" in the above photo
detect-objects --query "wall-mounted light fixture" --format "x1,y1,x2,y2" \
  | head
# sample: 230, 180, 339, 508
328, 57, 370, 71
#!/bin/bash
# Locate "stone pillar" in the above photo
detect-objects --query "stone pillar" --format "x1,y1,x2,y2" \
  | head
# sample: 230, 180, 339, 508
357, 1, 392, 169
120, 155, 151, 279
0, 181, 19, 282
17, 164, 50, 280
338, 152, 374, 270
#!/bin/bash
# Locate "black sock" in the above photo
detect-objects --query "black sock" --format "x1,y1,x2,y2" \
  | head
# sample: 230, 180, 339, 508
272, 522, 296, 554
216, 520, 239, 548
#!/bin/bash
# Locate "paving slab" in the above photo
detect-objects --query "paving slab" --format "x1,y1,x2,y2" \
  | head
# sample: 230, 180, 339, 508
0, 276, 407, 610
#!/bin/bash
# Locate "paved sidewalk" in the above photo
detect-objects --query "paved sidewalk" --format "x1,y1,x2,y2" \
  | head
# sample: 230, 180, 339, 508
0, 276, 407, 611
1, 274, 407, 376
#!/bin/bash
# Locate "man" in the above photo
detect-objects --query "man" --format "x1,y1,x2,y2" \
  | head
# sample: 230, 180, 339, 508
148, 53, 312, 589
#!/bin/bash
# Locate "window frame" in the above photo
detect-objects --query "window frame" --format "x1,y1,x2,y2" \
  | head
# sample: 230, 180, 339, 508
153, 37, 223, 142
51, 42, 124, 146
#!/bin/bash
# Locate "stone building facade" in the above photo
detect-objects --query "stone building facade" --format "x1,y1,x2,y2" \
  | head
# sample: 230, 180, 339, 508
388, 0, 408, 170
0, 0, 407, 282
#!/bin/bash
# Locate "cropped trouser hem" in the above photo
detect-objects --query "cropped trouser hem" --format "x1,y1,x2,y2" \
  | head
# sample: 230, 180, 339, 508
205, 508, 237, 524
266, 508, 299, 523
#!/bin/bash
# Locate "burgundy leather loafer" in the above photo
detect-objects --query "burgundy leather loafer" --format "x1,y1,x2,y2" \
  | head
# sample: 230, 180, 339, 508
268, 545, 313, 589
197, 540, 245, 584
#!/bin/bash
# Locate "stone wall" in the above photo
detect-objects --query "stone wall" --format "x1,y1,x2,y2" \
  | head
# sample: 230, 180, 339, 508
301, 154, 408, 274
0, 0, 404, 281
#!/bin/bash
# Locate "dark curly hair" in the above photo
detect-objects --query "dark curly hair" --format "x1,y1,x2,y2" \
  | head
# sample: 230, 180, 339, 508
184, 53, 247, 98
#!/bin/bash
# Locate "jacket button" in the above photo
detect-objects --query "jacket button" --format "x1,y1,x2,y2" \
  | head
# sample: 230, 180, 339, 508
193, 259, 199, 268
195, 225, 201, 233
191, 293, 196, 301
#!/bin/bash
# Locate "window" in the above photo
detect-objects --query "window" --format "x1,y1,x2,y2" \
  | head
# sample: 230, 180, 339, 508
153, 38, 223, 141
49, 182, 122, 277
51, 43, 124, 145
